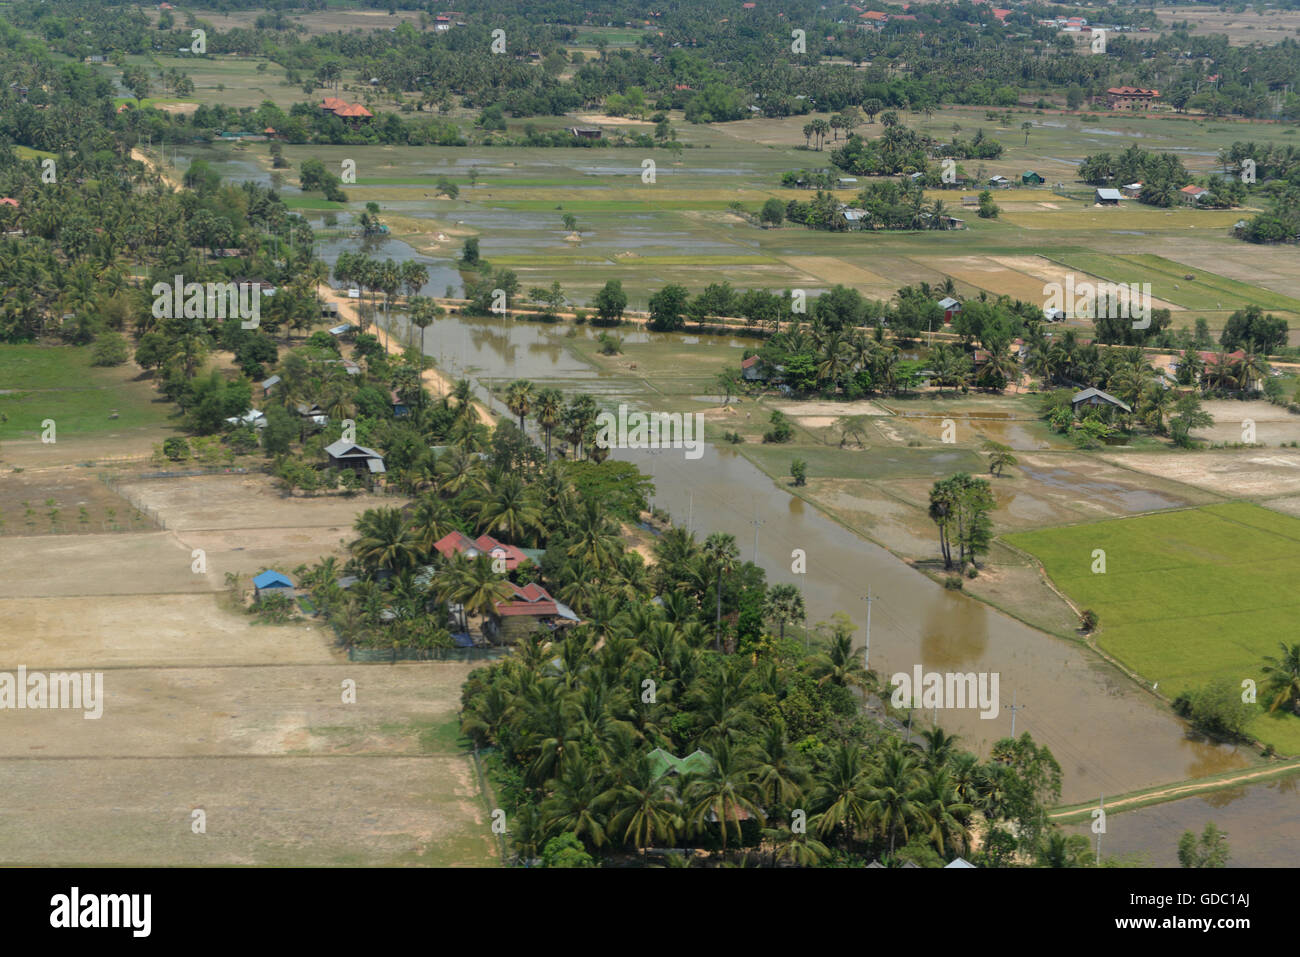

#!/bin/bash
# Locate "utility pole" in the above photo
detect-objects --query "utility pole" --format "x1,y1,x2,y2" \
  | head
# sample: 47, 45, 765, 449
1095, 795, 1104, 865
1005, 690, 1025, 737
861, 587, 873, 671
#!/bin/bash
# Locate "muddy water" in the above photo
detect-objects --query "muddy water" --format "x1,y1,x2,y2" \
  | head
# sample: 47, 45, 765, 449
1066, 772, 1300, 866
198, 149, 1249, 805
619, 441, 1244, 802
384, 308, 1245, 802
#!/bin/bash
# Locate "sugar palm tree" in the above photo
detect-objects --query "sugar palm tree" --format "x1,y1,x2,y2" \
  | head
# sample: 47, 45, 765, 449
762, 583, 805, 641
702, 532, 740, 651
534, 388, 563, 462
505, 378, 535, 431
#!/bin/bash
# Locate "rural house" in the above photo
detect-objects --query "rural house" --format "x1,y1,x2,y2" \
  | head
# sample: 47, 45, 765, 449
938, 297, 962, 323
1094, 188, 1122, 205
1021, 171, 1044, 185
567, 126, 603, 139
432, 531, 535, 571
253, 570, 294, 602
1180, 185, 1210, 205
324, 439, 386, 476
1071, 387, 1131, 415
1106, 86, 1159, 110
485, 582, 580, 643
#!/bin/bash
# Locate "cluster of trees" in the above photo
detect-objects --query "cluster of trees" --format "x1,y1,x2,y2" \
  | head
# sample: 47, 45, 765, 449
1078, 145, 1190, 208
829, 124, 930, 177
331, 251, 429, 335
1030, 339, 1227, 449
928, 473, 996, 571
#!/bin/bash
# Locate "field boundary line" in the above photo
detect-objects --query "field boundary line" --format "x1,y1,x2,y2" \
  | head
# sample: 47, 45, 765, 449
1050, 759, 1300, 823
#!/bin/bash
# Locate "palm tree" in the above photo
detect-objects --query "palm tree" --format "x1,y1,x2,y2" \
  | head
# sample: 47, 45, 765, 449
916, 767, 973, 858
762, 584, 805, 641
981, 439, 1018, 478
476, 473, 544, 542
864, 739, 925, 855
541, 750, 609, 848
683, 741, 765, 855
702, 532, 740, 651
1261, 642, 1300, 714
533, 389, 563, 462
350, 507, 421, 574
601, 754, 684, 854
811, 741, 872, 845
810, 631, 872, 691
505, 378, 535, 431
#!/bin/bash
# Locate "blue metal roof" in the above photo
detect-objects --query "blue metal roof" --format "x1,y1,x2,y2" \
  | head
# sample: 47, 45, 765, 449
253, 570, 293, 589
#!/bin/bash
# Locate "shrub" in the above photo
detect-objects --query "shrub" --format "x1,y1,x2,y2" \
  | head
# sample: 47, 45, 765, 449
943, 575, 963, 590
1079, 608, 1098, 632
90, 332, 130, 366
162, 437, 189, 461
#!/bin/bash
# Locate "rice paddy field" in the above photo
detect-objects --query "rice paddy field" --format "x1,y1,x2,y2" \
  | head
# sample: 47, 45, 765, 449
1006, 503, 1300, 755
142, 51, 1300, 334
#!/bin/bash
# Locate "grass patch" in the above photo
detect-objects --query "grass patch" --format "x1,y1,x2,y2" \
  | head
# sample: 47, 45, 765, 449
1046, 249, 1300, 315
1006, 502, 1300, 755
0, 344, 175, 439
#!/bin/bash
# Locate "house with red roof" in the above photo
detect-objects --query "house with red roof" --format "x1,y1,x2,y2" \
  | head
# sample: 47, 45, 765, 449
992, 8, 1011, 22
0, 197, 19, 208
1180, 184, 1210, 205
432, 531, 530, 571
1106, 87, 1160, 110
487, 582, 580, 642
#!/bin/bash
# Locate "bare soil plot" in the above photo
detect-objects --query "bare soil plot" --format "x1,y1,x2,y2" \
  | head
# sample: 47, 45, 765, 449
1191, 399, 1300, 446
769, 398, 891, 418
0, 755, 492, 866
0, 594, 333, 668
115, 474, 389, 532
994, 255, 1183, 312
780, 256, 897, 289
0, 469, 155, 536
0, 532, 212, 599
1101, 447, 1300, 499
0, 663, 474, 758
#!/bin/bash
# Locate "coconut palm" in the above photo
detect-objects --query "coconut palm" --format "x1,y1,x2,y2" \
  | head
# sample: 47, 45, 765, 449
811, 741, 872, 845
810, 631, 872, 691
476, 473, 544, 542
601, 754, 684, 854
864, 739, 925, 855
1261, 642, 1300, 714
350, 507, 421, 574
683, 740, 765, 854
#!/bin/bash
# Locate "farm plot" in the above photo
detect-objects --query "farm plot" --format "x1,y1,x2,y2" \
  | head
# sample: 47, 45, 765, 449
1006, 502, 1300, 754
